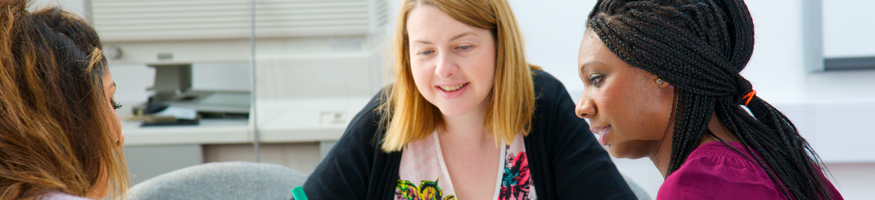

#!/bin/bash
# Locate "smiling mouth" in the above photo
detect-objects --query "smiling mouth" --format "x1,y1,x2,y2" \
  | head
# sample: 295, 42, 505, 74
438, 83, 467, 92
592, 126, 611, 146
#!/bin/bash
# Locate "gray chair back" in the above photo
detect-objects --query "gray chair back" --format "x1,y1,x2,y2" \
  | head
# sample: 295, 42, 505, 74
127, 162, 307, 200
622, 174, 651, 200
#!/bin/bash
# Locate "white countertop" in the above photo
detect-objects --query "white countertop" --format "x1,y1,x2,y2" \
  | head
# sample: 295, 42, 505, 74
120, 97, 370, 146
121, 119, 350, 146
122, 119, 250, 146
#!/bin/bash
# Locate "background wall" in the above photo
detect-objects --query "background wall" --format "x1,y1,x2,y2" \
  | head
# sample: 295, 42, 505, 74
36, 0, 875, 199
823, 0, 875, 58
31, 0, 85, 16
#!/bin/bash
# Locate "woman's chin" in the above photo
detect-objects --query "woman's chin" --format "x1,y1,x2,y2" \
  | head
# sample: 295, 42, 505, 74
437, 107, 463, 116
607, 144, 651, 159
606, 145, 624, 158
434, 102, 479, 117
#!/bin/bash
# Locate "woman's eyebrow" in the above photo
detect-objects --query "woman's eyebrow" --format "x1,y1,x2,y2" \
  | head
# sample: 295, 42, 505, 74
580, 61, 604, 74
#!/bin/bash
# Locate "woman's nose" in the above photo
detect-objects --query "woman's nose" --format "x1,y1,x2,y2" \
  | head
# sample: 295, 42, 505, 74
434, 53, 458, 79
576, 94, 595, 119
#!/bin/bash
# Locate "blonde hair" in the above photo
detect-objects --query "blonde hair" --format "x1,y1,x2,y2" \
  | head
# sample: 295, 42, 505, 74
379, 0, 540, 152
0, 1, 128, 199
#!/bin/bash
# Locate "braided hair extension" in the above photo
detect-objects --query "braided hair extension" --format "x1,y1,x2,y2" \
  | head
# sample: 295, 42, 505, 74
586, 0, 832, 199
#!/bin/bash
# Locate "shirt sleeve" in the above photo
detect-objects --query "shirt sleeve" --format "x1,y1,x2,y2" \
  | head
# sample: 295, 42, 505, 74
298, 92, 385, 199
656, 154, 786, 200
536, 71, 637, 199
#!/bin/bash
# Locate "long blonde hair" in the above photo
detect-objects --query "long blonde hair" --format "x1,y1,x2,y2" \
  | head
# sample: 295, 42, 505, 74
379, 0, 539, 152
0, 1, 129, 199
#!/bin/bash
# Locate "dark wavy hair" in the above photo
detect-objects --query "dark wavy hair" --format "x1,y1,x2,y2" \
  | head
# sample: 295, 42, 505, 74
0, 1, 128, 199
586, 0, 832, 199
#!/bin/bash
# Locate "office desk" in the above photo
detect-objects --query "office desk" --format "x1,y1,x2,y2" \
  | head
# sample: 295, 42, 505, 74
119, 97, 370, 184
122, 119, 250, 146
122, 119, 345, 184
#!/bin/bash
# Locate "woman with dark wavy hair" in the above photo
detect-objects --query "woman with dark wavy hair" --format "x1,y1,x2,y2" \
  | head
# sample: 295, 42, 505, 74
0, 1, 129, 199
575, 0, 843, 199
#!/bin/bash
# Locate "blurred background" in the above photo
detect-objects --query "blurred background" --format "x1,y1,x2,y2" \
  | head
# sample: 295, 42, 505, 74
34, 0, 875, 199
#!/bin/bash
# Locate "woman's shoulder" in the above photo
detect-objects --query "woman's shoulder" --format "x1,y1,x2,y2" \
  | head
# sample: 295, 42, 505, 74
657, 142, 786, 200
526, 69, 584, 139
320, 87, 387, 162
531, 69, 565, 98
530, 69, 572, 112
339, 87, 387, 145
301, 88, 398, 199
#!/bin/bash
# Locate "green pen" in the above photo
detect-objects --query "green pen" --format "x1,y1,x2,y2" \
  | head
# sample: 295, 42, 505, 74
291, 186, 308, 200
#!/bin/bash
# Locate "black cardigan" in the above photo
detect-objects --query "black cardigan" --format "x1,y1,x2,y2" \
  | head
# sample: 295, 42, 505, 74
300, 70, 636, 199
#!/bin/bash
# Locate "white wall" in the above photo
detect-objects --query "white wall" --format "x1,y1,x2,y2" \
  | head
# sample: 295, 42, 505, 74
30, 0, 86, 17
823, 0, 875, 58
507, 0, 590, 95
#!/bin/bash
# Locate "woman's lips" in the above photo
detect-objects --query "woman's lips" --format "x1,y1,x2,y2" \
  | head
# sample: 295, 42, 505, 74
435, 82, 469, 99
591, 126, 611, 146
438, 83, 467, 92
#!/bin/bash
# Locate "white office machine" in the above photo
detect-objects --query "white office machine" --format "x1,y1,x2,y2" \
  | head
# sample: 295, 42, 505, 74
92, 0, 390, 142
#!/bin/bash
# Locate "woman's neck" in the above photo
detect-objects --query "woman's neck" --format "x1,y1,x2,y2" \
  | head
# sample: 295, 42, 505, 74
651, 112, 740, 178
87, 166, 110, 199
439, 104, 491, 146
701, 113, 741, 145
650, 125, 674, 179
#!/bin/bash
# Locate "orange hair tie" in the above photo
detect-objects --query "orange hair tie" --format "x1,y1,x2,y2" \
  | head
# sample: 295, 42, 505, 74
742, 90, 757, 106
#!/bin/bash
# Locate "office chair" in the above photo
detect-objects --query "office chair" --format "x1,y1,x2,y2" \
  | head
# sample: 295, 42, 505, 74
127, 162, 308, 200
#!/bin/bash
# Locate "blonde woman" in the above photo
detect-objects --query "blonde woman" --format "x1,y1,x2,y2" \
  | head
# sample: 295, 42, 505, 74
300, 0, 634, 199
0, 1, 129, 200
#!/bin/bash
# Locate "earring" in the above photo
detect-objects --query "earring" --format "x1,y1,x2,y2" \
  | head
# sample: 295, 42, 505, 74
656, 79, 664, 85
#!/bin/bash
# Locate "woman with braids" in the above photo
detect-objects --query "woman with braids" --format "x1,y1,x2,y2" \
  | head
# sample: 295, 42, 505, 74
0, 1, 129, 200
574, 0, 843, 199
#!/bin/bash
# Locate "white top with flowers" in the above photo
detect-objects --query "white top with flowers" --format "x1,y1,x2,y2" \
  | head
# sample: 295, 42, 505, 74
395, 132, 536, 200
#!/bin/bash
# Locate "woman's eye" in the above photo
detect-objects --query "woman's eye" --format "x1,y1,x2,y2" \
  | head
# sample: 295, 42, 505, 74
111, 99, 122, 110
418, 50, 434, 56
457, 45, 472, 51
589, 74, 605, 86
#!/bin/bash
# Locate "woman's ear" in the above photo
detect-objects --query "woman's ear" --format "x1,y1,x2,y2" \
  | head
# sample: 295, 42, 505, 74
654, 77, 672, 89
654, 77, 675, 103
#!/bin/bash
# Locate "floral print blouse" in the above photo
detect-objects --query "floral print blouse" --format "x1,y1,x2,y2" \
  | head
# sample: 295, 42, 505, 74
396, 132, 536, 200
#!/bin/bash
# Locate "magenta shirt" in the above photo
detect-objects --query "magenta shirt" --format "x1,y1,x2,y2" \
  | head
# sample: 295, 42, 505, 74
657, 142, 843, 200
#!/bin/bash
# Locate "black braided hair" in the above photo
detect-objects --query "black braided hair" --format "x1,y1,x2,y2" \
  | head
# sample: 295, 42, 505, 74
586, 0, 833, 199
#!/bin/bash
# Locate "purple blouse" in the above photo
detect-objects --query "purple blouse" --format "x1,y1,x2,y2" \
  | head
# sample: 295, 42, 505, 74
657, 142, 843, 200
